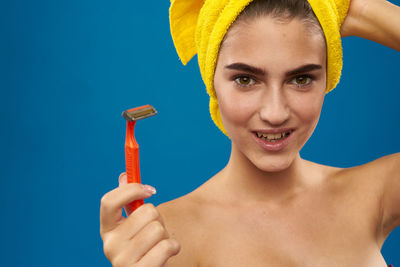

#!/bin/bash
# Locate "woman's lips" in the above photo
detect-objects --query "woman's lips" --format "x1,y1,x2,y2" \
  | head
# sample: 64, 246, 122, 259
252, 130, 294, 152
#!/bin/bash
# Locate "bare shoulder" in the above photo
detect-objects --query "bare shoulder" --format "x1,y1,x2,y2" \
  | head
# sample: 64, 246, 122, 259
336, 153, 400, 245
336, 153, 400, 188
349, 153, 400, 172
157, 192, 201, 229
156, 192, 203, 266
305, 154, 399, 248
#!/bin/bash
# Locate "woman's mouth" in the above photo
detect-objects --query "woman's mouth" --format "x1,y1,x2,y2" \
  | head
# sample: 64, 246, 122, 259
255, 130, 293, 142
252, 129, 294, 151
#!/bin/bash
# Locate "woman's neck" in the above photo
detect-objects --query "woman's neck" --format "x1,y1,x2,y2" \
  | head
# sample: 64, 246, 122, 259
217, 143, 315, 206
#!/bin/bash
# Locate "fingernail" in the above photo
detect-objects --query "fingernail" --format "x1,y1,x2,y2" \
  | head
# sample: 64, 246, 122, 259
142, 184, 157, 195
118, 172, 127, 184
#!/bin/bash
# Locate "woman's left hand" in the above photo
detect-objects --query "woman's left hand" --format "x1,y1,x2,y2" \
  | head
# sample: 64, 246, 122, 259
340, 0, 400, 51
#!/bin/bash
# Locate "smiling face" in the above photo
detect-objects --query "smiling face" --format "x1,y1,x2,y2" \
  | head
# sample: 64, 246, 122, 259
214, 15, 327, 172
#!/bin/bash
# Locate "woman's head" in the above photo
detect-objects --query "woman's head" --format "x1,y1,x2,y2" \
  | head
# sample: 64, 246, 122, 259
170, 0, 349, 169
214, 0, 327, 172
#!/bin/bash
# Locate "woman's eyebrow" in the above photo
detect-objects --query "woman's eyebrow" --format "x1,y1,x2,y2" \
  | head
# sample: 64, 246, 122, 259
286, 64, 322, 76
224, 62, 322, 76
225, 63, 266, 76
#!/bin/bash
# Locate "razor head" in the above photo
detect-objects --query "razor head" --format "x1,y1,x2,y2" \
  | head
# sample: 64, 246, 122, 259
122, 104, 157, 122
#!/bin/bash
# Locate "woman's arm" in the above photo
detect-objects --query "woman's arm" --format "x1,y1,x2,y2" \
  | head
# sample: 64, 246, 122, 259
340, 0, 400, 51
340, 0, 400, 242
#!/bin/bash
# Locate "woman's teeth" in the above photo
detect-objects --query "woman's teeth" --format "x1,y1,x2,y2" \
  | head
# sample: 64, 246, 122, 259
256, 131, 292, 142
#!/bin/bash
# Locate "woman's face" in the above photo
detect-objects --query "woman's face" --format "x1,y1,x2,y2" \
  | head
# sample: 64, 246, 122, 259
214, 15, 327, 172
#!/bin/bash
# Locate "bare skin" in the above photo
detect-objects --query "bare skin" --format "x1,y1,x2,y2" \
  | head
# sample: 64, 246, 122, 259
100, 0, 400, 266
157, 0, 400, 266
158, 154, 399, 266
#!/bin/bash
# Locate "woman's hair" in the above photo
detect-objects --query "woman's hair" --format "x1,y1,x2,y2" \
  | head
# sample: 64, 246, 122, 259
232, 0, 325, 40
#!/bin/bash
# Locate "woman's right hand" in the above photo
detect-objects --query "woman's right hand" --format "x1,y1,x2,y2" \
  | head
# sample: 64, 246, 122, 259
100, 172, 181, 267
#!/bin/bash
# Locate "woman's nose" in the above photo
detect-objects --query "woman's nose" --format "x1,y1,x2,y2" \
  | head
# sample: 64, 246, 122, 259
258, 87, 290, 126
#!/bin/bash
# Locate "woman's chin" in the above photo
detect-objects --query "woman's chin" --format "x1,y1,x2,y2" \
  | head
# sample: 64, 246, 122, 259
253, 155, 296, 173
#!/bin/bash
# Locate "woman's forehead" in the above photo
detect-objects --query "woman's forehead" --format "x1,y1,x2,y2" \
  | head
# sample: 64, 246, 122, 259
219, 16, 326, 70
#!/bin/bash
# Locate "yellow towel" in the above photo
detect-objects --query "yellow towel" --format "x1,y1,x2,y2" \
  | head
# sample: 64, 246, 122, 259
169, 0, 350, 137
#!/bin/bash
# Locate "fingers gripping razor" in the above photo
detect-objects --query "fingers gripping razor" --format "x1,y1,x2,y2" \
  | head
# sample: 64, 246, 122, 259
122, 105, 157, 211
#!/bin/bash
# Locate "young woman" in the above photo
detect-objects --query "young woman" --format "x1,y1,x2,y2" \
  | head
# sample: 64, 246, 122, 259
100, 0, 400, 266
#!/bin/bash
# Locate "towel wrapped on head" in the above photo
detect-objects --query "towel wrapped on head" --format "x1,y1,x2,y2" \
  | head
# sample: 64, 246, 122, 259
169, 0, 350, 137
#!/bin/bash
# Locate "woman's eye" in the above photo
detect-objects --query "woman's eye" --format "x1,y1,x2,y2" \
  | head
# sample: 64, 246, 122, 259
292, 75, 312, 87
234, 76, 255, 87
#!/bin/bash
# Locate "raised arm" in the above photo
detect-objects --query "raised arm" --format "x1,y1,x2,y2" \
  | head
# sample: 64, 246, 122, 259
340, 0, 400, 51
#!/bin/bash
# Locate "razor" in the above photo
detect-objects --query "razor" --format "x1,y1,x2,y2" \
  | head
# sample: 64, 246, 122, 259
122, 104, 157, 211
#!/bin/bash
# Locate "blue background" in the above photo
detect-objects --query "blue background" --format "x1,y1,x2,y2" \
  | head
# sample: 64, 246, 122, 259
1, 0, 399, 266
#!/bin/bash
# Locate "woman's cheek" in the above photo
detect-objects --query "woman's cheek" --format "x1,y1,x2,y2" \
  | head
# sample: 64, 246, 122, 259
219, 89, 256, 128
290, 90, 324, 124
